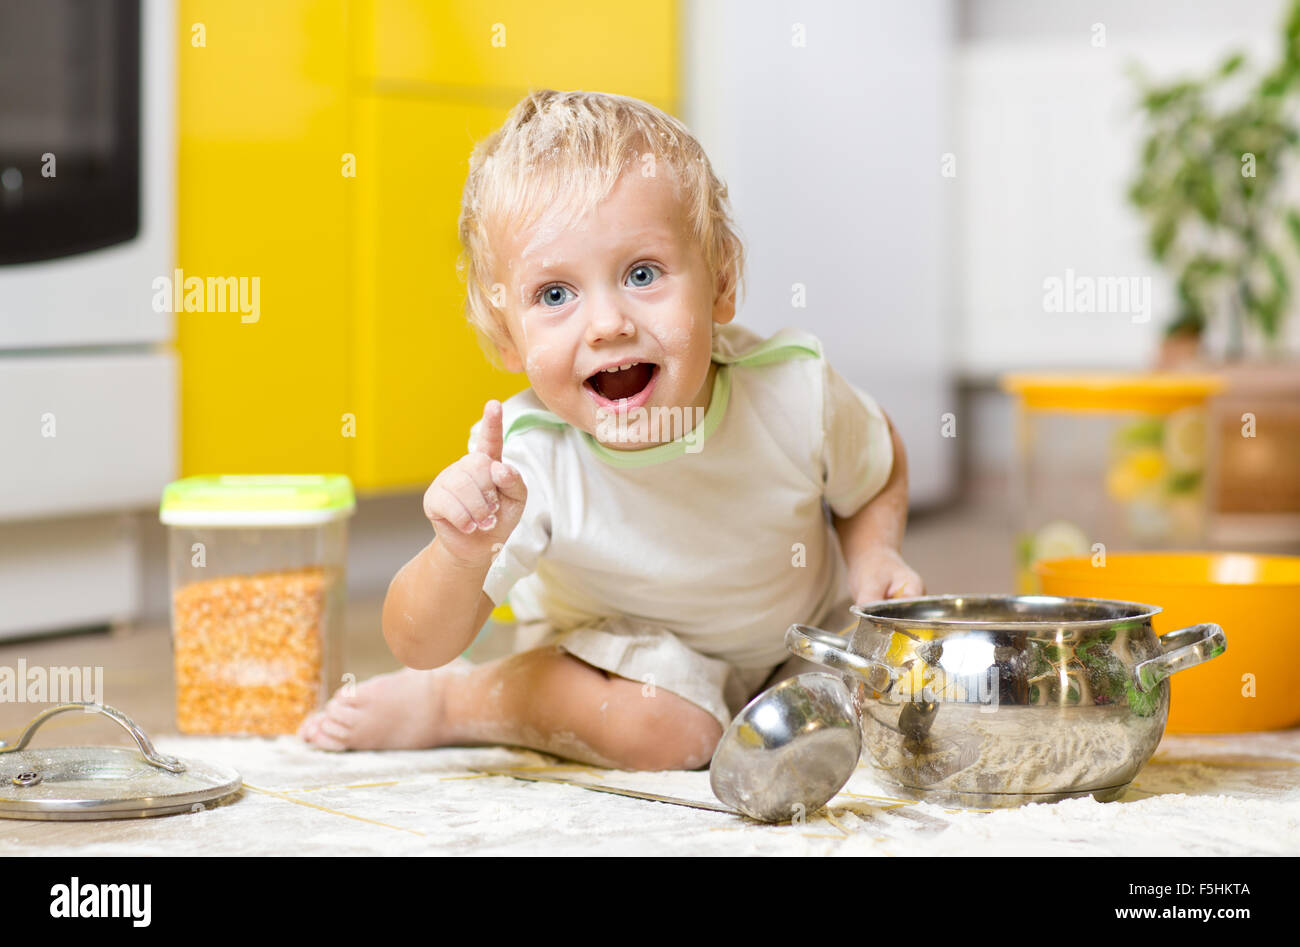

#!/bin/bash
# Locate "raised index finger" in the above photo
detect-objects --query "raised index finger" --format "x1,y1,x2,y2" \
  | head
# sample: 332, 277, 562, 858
475, 400, 504, 461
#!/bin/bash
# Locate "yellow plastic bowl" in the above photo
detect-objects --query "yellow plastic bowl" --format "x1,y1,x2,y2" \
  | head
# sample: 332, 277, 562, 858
1034, 552, 1300, 733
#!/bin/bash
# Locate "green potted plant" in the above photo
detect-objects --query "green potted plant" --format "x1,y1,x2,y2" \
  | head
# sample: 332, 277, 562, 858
1129, 0, 1300, 362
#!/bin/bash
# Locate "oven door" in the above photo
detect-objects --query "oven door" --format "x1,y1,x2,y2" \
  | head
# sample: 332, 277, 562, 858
0, 0, 141, 265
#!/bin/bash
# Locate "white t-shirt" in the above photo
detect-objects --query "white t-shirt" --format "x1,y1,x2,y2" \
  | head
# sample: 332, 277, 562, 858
465, 323, 894, 670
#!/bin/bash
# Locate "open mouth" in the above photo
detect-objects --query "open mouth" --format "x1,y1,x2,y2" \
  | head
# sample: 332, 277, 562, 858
584, 361, 658, 403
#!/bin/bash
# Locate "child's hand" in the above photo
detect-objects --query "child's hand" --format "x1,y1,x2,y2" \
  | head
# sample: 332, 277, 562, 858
423, 400, 528, 566
847, 546, 924, 603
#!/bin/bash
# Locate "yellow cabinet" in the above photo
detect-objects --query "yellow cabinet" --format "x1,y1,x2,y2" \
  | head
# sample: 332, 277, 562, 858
351, 95, 526, 490
177, 0, 680, 491
353, 0, 679, 106
178, 0, 353, 476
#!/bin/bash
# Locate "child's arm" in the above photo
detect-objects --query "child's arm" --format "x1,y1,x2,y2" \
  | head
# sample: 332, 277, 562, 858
832, 411, 924, 603
382, 544, 499, 670
381, 401, 527, 670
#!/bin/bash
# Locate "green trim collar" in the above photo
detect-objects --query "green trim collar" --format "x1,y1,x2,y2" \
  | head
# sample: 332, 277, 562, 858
500, 329, 821, 468
579, 362, 730, 467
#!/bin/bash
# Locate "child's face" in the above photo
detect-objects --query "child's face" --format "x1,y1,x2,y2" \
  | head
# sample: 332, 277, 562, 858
491, 165, 735, 448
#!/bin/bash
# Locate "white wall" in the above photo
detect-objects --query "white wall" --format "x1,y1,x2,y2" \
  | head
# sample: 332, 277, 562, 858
955, 0, 1297, 379
683, 0, 958, 506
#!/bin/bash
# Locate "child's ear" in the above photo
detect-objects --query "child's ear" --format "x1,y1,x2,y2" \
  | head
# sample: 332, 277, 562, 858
491, 331, 522, 372
497, 339, 525, 373
712, 270, 738, 326
489, 314, 527, 372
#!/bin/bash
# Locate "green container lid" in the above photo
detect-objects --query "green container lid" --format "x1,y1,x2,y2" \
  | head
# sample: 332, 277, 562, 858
159, 474, 356, 527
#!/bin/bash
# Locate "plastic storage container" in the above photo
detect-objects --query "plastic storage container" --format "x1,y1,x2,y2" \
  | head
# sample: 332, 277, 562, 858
1035, 551, 1300, 733
1000, 375, 1224, 592
158, 474, 355, 735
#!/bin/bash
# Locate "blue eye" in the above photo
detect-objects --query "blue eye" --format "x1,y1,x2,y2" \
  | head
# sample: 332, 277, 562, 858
538, 285, 572, 307
627, 264, 660, 288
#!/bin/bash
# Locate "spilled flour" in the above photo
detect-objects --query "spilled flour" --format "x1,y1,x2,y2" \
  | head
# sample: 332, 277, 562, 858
867, 705, 1162, 796
2, 730, 1296, 856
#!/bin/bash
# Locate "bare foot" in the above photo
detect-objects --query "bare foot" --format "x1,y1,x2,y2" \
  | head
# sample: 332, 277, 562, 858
297, 648, 724, 769
297, 660, 473, 751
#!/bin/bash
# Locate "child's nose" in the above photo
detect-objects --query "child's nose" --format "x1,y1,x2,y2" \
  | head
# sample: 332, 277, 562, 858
584, 300, 635, 343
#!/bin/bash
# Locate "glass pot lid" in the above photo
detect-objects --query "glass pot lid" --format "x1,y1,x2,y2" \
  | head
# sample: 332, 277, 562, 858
0, 703, 242, 820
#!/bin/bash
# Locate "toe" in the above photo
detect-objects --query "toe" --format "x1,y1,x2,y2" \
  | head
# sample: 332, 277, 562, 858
318, 715, 354, 744
323, 700, 361, 726
297, 711, 323, 741
307, 730, 349, 752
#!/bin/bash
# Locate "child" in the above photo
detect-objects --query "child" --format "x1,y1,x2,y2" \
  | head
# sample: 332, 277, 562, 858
299, 89, 923, 770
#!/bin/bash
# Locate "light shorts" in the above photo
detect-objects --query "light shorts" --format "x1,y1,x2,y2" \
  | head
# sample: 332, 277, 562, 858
512, 609, 857, 733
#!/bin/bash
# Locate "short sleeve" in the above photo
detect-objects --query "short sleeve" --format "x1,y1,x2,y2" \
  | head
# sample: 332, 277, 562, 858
465, 415, 553, 606
821, 360, 894, 518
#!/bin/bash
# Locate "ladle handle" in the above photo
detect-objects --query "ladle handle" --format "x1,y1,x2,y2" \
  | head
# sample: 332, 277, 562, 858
0, 702, 186, 773
786, 625, 897, 691
1133, 623, 1227, 693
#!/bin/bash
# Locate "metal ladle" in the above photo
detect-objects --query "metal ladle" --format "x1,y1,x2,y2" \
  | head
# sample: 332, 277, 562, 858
708, 672, 863, 823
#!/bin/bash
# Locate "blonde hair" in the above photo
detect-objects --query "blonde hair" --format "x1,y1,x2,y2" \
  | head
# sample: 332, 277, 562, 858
456, 89, 746, 367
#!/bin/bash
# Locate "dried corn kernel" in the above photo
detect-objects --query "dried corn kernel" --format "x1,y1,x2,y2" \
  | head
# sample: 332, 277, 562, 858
172, 566, 334, 735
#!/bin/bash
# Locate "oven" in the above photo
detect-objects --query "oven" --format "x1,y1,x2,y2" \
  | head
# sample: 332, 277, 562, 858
0, 0, 141, 264
0, 0, 175, 638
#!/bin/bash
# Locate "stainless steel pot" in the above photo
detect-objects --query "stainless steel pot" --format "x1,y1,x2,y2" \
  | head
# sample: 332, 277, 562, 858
786, 594, 1226, 807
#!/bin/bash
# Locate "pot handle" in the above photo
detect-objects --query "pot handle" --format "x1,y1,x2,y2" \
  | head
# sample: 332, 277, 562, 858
785, 624, 897, 691
1133, 623, 1227, 693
